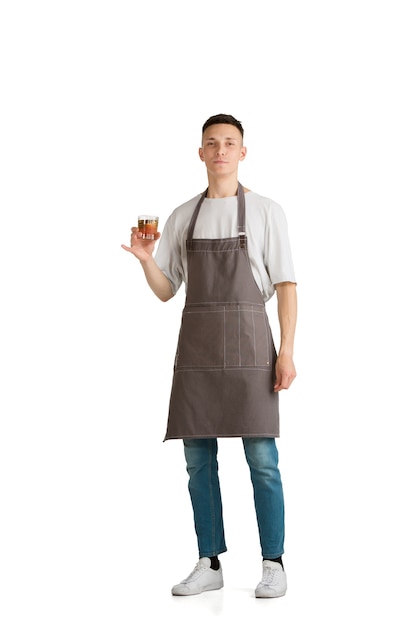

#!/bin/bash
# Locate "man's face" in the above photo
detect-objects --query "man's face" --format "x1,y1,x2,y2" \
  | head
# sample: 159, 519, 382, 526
199, 124, 246, 176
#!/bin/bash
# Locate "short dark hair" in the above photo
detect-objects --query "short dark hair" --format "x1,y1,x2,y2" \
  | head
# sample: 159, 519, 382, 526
202, 114, 244, 139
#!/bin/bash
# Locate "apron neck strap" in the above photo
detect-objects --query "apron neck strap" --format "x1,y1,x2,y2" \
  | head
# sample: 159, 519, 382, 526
237, 182, 245, 235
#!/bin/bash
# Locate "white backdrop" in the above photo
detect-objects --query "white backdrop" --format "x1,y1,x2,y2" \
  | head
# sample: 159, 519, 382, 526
1, 1, 416, 624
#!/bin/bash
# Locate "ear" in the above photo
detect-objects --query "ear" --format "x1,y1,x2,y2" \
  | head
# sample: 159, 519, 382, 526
198, 147, 204, 162
239, 146, 247, 161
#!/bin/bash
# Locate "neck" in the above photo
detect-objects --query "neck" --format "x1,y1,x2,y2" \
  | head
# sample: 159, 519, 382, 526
206, 175, 239, 198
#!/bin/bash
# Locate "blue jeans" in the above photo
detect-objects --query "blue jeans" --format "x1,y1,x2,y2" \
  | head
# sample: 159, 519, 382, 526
183, 437, 285, 560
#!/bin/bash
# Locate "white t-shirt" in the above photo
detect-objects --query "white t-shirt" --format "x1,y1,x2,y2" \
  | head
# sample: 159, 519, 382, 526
155, 190, 296, 303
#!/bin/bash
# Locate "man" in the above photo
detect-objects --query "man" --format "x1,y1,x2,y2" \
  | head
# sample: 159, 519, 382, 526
122, 114, 297, 598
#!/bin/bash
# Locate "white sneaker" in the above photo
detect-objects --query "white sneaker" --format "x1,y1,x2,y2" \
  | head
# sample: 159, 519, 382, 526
171, 557, 224, 596
255, 560, 287, 598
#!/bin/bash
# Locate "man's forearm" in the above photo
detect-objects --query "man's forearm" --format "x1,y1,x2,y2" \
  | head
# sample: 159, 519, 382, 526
140, 257, 174, 302
275, 282, 297, 356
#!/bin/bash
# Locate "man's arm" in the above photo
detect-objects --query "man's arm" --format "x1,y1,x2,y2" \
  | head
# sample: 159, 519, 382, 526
274, 282, 297, 392
139, 255, 174, 302
121, 229, 174, 302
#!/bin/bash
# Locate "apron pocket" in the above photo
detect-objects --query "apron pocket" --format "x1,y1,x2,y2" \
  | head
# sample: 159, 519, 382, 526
175, 307, 225, 369
175, 304, 273, 370
225, 306, 272, 368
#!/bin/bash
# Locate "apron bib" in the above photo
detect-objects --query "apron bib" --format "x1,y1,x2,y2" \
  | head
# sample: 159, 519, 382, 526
164, 183, 279, 440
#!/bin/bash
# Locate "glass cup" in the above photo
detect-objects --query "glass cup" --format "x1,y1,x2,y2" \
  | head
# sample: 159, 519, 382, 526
138, 215, 159, 240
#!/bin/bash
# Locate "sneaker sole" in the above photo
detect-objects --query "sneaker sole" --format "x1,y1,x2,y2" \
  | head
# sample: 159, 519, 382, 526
172, 582, 224, 596
255, 589, 287, 599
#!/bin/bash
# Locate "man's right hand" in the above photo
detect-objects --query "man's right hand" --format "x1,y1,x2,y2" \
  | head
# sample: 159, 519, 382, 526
121, 227, 161, 262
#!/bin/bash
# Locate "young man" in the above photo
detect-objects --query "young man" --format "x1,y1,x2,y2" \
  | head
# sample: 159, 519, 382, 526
122, 114, 297, 598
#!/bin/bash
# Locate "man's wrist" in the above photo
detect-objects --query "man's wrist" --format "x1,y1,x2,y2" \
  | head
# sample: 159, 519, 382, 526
278, 348, 294, 358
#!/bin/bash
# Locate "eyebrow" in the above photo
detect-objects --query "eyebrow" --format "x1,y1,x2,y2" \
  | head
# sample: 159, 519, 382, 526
205, 136, 238, 141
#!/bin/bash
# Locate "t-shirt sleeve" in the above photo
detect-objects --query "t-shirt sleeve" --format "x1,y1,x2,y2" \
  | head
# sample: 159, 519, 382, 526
264, 202, 297, 285
154, 213, 185, 295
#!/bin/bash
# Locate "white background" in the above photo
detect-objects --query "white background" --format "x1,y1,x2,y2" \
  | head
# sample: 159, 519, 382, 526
1, 1, 416, 624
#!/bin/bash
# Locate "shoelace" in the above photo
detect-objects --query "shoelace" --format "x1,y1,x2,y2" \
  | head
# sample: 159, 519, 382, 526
182, 561, 209, 583
261, 566, 280, 585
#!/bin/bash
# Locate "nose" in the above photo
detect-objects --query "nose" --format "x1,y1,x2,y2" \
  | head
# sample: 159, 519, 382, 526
216, 145, 226, 156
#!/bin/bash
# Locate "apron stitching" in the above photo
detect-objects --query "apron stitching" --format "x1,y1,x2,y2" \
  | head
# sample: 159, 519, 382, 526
188, 249, 240, 251
238, 306, 241, 367
174, 366, 273, 371
251, 307, 257, 365
223, 307, 226, 369
262, 311, 271, 366
167, 432, 279, 439
183, 301, 264, 308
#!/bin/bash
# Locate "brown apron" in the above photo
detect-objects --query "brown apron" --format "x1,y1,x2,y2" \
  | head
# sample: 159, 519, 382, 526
164, 183, 279, 440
